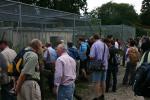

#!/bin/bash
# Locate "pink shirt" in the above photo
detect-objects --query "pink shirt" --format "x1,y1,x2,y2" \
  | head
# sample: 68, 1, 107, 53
54, 52, 76, 86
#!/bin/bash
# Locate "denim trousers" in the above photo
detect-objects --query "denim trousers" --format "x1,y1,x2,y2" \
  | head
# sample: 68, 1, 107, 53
106, 66, 118, 91
57, 83, 75, 100
123, 62, 136, 85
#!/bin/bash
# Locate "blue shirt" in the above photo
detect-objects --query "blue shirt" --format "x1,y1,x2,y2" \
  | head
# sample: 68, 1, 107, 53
79, 42, 88, 61
44, 47, 57, 63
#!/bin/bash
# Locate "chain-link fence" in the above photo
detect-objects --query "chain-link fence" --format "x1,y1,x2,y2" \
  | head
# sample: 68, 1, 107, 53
0, 0, 100, 49
0, 0, 135, 49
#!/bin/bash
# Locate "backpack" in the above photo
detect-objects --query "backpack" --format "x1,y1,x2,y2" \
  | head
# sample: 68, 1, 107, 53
128, 47, 140, 64
7, 48, 32, 77
133, 51, 150, 97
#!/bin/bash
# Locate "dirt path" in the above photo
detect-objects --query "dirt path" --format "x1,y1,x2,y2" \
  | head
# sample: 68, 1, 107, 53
78, 66, 144, 100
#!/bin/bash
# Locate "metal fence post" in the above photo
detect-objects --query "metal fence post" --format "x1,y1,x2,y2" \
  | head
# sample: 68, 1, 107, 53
73, 15, 76, 43
121, 24, 124, 40
19, 4, 23, 48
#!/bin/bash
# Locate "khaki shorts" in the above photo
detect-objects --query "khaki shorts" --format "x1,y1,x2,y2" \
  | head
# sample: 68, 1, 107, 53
17, 80, 41, 100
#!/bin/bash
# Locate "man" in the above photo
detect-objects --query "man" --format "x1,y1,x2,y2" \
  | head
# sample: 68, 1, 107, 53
67, 42, 82, 100
44, 42, 57, 69
67, 42, 79, 60
16, 39, 43, 100
78, 37, 88, 80
0, 53, 7, 100
43, 42, 57, 94
141, 37, 150, 54
0, 40, 17, 100
134, 38, 150, 100
0, 41, 17, 66
67, 42, 79, 77
106, 40, 118, 92
89, 34, 109, 100
54, 44, 76, 100
122, 40, 139, 85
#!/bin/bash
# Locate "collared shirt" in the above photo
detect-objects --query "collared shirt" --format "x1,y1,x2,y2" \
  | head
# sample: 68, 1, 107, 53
90, 40, 109, 70
0, 47, 16, 84
79, 42, 88, 61
44, 47, 57, 63
1, 47, 17, 66
21, 47, 40, 80
54, 52, 76, 87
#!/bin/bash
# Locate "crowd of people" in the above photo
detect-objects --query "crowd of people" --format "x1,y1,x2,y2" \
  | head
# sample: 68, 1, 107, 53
0, 34, 150, 100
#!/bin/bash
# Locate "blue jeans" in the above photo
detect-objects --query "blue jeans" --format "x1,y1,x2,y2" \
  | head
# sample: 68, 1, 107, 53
57, 83, 75, 100
92, 71, 107, 82
106, 66, 118, 91
123, 62, 136, 85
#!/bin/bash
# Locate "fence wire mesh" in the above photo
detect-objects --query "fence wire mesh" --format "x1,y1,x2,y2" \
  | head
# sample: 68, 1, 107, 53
0, 0, 135, 49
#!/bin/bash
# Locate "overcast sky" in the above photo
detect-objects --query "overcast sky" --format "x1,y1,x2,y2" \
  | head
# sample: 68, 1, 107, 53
87, 0, 143, 14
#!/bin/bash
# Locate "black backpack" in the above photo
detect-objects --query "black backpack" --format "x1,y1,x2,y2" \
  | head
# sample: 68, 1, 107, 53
133, 51, 150, 97
7, 48, 32, 77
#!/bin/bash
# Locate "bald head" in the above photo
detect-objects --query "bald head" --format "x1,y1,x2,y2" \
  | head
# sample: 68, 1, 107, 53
56, 44, 67, 56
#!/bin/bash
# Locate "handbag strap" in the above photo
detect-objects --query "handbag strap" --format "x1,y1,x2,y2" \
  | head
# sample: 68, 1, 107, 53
102, 43, 106, 61
46, 49, 51, 61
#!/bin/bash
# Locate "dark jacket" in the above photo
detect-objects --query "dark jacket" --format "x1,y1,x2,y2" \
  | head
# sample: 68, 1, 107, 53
68, 47, 79, 60
108, 45, 118, 69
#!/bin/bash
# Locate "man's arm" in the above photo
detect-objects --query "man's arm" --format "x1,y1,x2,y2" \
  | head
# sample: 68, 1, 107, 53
89, 45, 95, 60
54, 59, 63, 94
54, 59, 63, 87
16, 73, 26, 94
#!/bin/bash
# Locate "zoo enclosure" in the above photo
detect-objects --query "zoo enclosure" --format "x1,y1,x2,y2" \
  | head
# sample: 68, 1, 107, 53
0, 0, 135, 49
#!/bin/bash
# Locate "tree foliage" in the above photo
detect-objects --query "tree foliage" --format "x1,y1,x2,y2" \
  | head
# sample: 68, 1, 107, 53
140, 0, 150, 26
90, 2, 139, 25
13, 0, 87, 14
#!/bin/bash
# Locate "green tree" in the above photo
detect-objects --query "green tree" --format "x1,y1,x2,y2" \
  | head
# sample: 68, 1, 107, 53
140, 0, 150, 26
90, 2, 139, 25
13, 0, 87, 14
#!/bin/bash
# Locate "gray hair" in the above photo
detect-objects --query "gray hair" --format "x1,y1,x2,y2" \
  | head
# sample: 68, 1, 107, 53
30, 39, 42, 49
57, 44, 67, 52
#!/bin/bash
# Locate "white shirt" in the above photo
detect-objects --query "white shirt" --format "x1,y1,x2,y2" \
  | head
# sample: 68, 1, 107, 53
115, 41, 119, 49
1, 47, 17, 65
